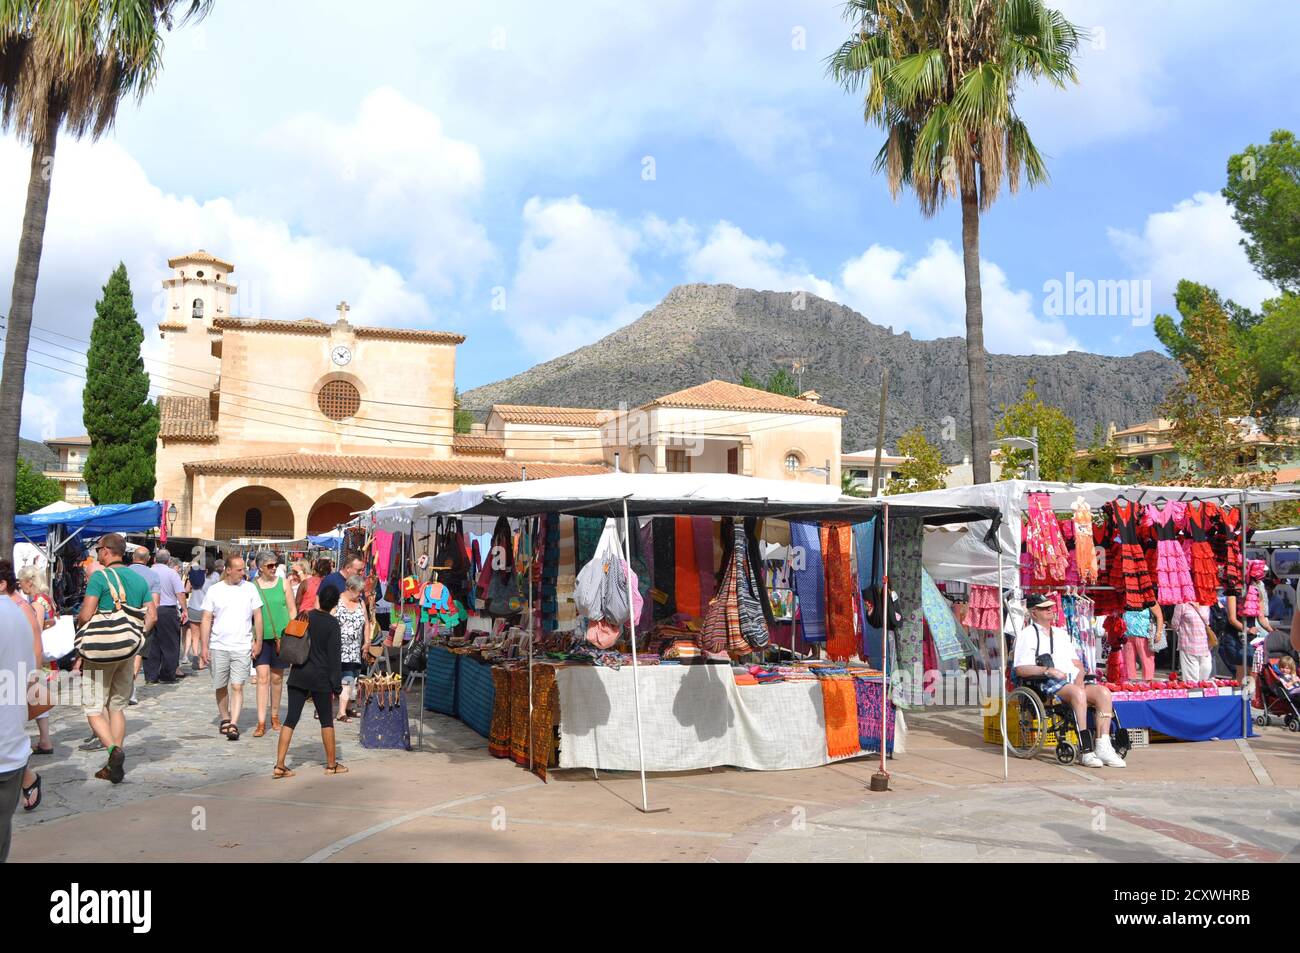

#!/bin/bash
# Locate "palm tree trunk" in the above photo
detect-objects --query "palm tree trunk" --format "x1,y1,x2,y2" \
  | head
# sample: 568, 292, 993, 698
960, 186, 992, 484
0, 116, 59, 555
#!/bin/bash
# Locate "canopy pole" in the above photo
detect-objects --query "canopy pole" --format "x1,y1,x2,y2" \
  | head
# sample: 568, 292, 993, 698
1241, 490, 1249, 741
998, 548, 1008, 781
527, 517, 534, 773
622, 499, 652, 813
877, 503, 890, 782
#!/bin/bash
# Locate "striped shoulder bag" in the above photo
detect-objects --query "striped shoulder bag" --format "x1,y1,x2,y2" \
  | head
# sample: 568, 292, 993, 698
76, 568, 146, 663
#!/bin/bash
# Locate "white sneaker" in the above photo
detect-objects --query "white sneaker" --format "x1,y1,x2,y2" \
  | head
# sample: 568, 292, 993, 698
1094, 735, 1127, 768
1080, 751, 1104, 768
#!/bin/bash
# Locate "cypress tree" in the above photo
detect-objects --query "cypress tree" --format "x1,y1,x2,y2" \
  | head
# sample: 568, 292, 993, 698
82, 264, 159, 503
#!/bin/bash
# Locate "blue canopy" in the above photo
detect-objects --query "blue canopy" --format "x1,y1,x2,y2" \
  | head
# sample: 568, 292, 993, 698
307, 532, 343, 551
14, 501, 163, 546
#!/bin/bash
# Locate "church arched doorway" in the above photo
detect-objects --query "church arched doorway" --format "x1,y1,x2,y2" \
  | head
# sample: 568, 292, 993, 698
213, 486, 295, 541
307, 488, 374, 535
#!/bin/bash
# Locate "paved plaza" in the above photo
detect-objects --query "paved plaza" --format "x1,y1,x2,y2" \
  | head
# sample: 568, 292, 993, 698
10, 675, 1300, 863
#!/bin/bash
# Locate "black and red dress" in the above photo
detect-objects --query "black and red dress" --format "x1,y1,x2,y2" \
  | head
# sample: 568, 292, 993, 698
1182, 501, 1220, 606
1211, 505, 1243, 596
1102, 499, 1157, 610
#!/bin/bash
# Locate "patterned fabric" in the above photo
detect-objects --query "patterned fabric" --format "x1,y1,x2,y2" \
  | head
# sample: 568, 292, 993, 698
735, 525, 770, 652
921, 569, 964, 661
789, 522, 826, 643
701, 523, 769, 657
556, 516, 578, 632
575, 517, 604, 570
852, 517, 878, 593
337, 603, 366, 664
1025, 492, 1069, 584
488, 665, 513, 758
692, 517, 716, 610
820, 677, 861, 759
1072, 499, 1099, 585
823, 523, 858, 662
1104, 500, 1157, 610
854, 677, 895, 754
1172, 603, 1211, 657
888, 515, 925, 707
1123, 608, 1152, 640
967, 585, 1001, 631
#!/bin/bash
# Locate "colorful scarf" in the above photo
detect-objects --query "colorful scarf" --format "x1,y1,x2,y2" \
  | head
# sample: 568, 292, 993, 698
823, 523, 858, 662
790, 521, 826, 643
888, 515, 926, 706
852, 517, 878, 592
921, 569, 964, 661
854, 676, 895, 754
821, 677, 861, 759
674, 516, 702, 617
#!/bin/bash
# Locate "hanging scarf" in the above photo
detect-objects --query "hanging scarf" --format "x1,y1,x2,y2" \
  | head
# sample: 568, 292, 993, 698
790, 522, 826, 643
852, 517, 877, 593
823, 523, 858, 662
1072, 498, 1098, 585
921, 569, 964, 662
652, 517, 676, 621
674, 516, 702, 617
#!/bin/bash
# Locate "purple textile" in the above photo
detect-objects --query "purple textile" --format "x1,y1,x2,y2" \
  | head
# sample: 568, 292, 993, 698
693, 517, 715, 607
854, 677, 895, 754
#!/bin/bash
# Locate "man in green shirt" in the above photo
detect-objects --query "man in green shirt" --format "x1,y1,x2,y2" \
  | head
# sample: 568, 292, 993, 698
77, 533, 155, 784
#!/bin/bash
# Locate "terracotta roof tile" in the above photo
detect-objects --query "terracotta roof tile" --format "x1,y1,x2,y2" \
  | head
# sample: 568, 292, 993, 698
209, 317, 463, 345
645, 380, 846, 417
167, 249, 235, 272
452, 434, 505, 456
490, 405, 612, 427
183, 452, 608, 482
159, 396, 218, 442
46, 434, 91, 446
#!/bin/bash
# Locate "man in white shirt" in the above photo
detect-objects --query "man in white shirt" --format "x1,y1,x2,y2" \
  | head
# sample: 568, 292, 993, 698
0, 597, 38, 862
1013, 594, 1125, 768
200, 555, 263, 741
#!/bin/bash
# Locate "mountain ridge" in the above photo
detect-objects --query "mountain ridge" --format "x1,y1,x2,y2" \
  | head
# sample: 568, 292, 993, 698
463, 283, 1179, 460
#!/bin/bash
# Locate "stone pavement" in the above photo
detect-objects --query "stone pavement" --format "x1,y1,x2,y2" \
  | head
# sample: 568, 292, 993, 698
10, 675, 1300, 862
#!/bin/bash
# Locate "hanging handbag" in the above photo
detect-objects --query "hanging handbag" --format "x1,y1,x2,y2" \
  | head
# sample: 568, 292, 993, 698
401, 635, 428, 673
359, 675, 411, 750
75, 568, 146, 663
278, 613, 312, 665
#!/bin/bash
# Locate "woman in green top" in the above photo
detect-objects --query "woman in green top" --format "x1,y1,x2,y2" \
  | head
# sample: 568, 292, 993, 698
252, 551, 295, 737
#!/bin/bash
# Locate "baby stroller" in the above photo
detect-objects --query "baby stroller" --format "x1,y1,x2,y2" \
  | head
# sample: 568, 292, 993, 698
1254, 660, 1300, 731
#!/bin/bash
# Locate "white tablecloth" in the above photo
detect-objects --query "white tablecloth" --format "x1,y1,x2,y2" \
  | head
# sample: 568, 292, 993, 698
556, 665, 904, 772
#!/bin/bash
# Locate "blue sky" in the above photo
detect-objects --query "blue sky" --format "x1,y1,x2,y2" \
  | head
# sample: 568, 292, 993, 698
4, 0, 1298, 440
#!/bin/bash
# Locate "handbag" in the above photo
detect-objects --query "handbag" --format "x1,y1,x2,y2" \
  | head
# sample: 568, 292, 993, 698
278, 613, 311, 665
401, 636, 428, 673
359, 675, 411, 750
75, 568, 145, 663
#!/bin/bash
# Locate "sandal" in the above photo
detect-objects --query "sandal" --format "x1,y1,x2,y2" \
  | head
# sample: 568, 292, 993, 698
31, 744, 54, 756
219, 719, 231, 737
324, 762, 348, 775
335, 714, 350, 723
253, 723, 266, 738
22, 773, 41, 811
272, 764, 295, 780
270, 718, 282, 731
226, 724, 240, 741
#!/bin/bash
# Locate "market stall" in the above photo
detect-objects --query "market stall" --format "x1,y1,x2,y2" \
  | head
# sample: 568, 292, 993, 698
889, 480, 1300, 762
360, 472, 993, 808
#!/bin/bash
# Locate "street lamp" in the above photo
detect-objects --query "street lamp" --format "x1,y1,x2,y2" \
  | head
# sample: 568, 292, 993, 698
994, 427, 1039, 480
798, 458, 833, 486
166, 503, 178, 532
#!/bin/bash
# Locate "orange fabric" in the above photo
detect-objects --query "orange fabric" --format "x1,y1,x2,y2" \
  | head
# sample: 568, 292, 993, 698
821, 678, 860, 759
675, 515, 701, 617
823, 523, 857, 662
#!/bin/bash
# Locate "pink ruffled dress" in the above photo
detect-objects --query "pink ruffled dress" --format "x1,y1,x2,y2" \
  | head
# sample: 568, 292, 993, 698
1146, 501, 1196, 604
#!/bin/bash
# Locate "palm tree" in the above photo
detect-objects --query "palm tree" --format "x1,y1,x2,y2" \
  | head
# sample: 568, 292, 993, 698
0, 1, 211, 552
829, 0, 1082, 484
841, 469, 869, 497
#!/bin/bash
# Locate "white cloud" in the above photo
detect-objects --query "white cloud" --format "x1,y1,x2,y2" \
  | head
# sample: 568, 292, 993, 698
252, 87, 494, 296
685, 221, 836, 301
508, 196, 647, 358
1108, 191, 1277, 309
838, 240, 1081, 354
0, 135, 439, 439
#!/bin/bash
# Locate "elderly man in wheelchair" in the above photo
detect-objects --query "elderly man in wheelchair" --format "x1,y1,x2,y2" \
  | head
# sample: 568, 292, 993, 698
1009, 594, 1128, 768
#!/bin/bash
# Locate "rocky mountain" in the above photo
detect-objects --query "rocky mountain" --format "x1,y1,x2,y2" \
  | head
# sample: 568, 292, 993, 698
19, 437, 57, 471
462, 284, 1180, 461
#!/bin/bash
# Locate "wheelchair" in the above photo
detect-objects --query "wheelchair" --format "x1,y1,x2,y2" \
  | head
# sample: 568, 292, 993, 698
1004, 676, 1132, 765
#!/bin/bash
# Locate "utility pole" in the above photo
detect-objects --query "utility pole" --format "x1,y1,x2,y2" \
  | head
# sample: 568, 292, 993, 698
871, 368, 890, 496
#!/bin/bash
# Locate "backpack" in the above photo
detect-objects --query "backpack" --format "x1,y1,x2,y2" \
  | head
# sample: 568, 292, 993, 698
76, 568, 146, 664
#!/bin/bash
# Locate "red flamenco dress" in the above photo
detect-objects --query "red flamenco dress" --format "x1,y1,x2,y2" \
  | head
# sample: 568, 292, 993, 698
1181, 500, 1220, 606
1102, 499, 1157, 610
1211, 505, 1244, 596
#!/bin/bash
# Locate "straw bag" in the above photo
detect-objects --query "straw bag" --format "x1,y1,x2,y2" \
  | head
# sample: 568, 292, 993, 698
76, 568, 145, 664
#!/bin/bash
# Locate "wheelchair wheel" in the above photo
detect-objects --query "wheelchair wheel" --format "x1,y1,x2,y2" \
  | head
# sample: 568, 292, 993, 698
1055, 741, 1076, 765
1004, 687, 1047, 759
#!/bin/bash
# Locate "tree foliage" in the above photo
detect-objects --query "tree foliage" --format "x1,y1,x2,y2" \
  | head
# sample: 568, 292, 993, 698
885, 426, 950, 494
453, 388, 474, 434
83, 264, 158, 504
1158, 296, 1280, 488
1223, 129, 1300, 294
993, 378, 1075, 480
740, 367, 799, 397
1072, 424, 1123, 483
14, 457, 61, 514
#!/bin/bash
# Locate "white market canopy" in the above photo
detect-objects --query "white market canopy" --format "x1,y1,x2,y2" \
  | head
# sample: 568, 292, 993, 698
887, 479, 1300, 586
362, 472, 998, 531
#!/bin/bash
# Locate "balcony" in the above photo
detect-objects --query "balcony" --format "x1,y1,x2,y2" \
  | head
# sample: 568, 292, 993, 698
43, 462, 85, 474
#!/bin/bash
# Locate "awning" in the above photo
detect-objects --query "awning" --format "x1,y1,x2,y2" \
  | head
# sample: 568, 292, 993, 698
13, 501, 163, 546
363, 472, 997, 530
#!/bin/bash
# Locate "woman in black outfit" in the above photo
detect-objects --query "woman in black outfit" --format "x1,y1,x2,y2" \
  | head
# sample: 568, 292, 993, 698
273, 585, 346, 778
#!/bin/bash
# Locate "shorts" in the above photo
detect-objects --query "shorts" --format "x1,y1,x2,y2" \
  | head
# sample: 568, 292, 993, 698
81, 658, 135, 715
210, 648, 252, 689
340, 663, 362, 686
254, 639, 288, 670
